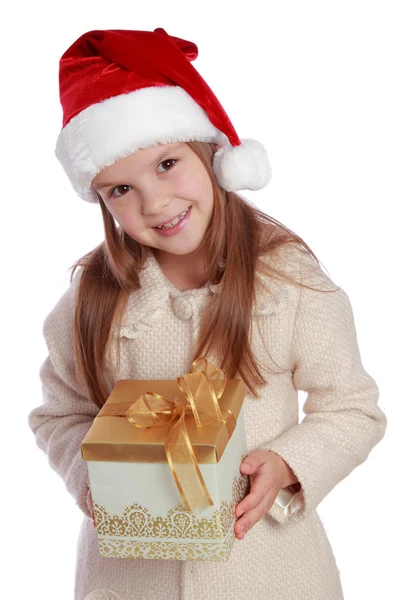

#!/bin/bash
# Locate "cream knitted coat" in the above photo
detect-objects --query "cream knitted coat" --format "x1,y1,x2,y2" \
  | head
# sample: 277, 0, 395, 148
28, 242, 387, 600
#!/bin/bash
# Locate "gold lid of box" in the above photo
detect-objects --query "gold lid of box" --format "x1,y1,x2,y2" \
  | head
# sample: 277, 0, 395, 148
81, 378, 245, 464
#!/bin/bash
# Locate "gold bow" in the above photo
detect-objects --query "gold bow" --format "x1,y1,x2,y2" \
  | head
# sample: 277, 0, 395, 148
125, 358, 229, 512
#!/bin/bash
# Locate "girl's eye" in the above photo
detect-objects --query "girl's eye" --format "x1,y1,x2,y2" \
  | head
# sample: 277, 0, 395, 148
108, 159, 177, 198
109, 185, 132, 199
157, 159, 177, 173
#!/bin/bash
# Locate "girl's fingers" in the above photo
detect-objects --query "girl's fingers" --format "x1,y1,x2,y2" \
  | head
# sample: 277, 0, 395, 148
234, 501, 267, 540
240, 449, 269, 475
236, 490, 261, 517
235, 486, 277, 539
236, 471, 270, 518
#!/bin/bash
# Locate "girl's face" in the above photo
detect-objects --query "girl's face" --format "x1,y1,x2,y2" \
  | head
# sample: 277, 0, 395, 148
92, 142, 215, 257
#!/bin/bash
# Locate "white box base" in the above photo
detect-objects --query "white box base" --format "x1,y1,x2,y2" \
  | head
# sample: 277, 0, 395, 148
87, 411, 248, 561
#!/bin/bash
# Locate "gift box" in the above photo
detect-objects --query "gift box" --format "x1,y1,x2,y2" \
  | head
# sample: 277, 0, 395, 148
81, 358, 249, 561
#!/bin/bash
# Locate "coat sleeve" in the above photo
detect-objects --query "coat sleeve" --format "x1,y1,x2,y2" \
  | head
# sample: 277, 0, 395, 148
28, 269, 99, 519
262, 245, 387, 524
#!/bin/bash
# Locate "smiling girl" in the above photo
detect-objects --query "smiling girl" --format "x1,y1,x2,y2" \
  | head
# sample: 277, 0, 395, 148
28, 28, 386, 600
92, 142, 215, 287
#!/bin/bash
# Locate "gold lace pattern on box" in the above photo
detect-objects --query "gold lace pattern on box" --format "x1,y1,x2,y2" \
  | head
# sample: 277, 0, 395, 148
93, 475, 249, 561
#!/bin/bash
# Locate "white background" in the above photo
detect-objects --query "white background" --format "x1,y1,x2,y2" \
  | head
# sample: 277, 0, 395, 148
2, 1, 398, 598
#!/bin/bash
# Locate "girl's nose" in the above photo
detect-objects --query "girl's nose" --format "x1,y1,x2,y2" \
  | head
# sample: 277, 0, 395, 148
142, 199, 169, 215
142, 195, 169, 215
140, 187, 170, 216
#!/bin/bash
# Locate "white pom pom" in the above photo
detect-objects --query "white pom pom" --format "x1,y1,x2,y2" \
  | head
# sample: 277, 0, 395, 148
212, 138, 272, 192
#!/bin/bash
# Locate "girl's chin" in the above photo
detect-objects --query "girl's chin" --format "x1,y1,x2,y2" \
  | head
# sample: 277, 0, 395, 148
155, 242, 203, 256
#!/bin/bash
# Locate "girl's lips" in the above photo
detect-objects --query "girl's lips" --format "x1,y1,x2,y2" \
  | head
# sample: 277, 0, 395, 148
153, 206, 192, 237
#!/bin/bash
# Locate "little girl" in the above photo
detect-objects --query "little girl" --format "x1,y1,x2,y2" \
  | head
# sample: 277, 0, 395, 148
28, 28, 387, 600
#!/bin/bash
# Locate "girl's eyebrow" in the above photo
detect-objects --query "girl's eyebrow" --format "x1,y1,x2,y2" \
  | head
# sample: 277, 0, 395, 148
94, 144, 185, 190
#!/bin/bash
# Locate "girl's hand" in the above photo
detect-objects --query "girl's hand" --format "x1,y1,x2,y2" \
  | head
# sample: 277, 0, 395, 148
86, 488, 95, 525
234, 450, 298, 540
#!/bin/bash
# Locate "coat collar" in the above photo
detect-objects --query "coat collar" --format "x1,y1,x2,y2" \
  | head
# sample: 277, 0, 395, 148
119, 250, 290, 338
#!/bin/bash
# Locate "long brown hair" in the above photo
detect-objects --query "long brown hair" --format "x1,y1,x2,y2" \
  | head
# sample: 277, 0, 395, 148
70, 141, 336, 408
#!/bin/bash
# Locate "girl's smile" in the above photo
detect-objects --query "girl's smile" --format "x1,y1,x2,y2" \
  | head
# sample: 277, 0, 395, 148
153, 205, 192, 236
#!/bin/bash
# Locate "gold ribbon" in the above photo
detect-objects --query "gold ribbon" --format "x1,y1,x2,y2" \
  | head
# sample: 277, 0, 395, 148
124, 358, 229, 512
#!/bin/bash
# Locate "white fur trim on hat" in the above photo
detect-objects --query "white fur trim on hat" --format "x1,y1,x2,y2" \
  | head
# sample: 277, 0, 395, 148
55, 86, 229, 203
213, 139, 272, 192
56, 86, 272, 203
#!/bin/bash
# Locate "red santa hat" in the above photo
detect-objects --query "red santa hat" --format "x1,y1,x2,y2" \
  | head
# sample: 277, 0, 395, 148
55, 28, 272, 203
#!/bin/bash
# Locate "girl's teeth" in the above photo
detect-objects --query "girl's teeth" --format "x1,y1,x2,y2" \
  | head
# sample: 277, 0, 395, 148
156, 207, 190, 229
